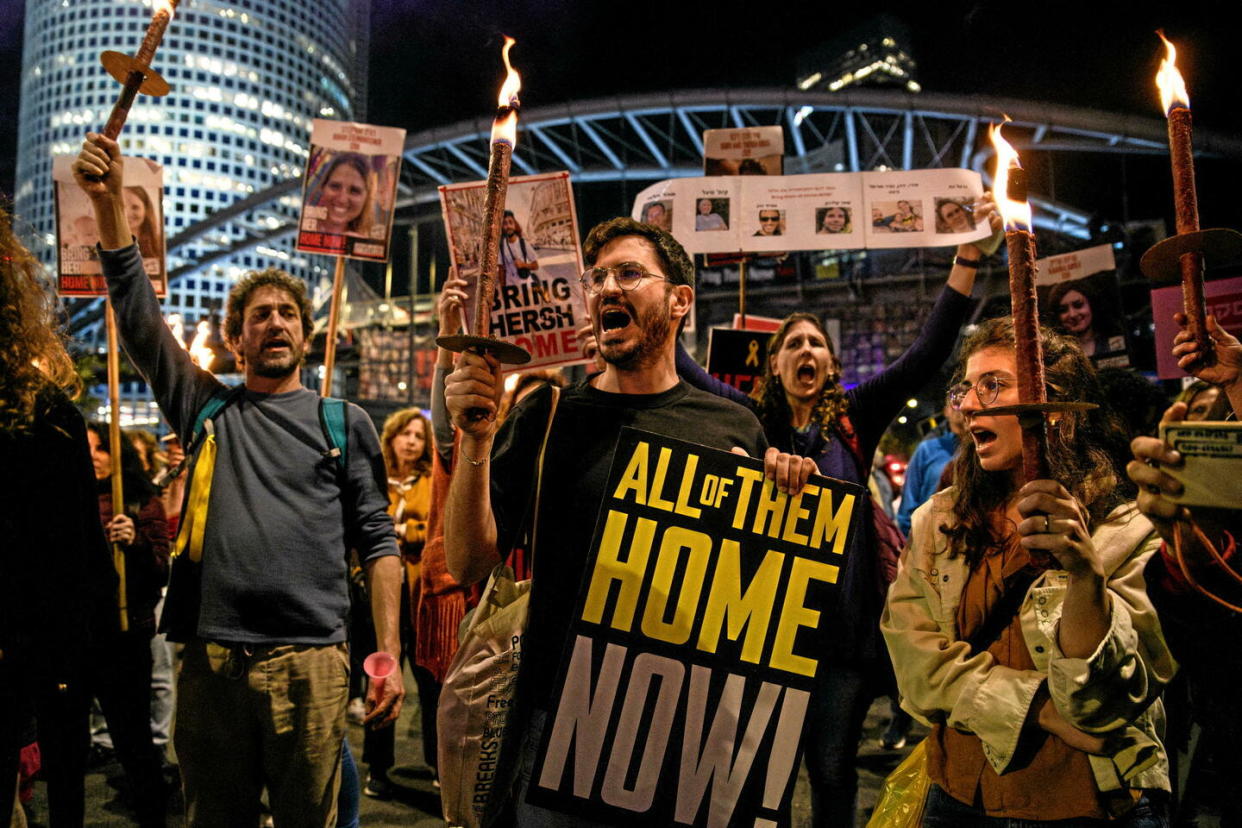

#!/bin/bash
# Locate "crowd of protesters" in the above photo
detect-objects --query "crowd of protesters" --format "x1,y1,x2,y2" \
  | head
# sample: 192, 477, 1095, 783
2, 127, 1241, 828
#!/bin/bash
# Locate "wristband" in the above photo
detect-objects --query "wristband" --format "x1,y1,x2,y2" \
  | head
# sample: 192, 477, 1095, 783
953, 255, 981, 269
460, 449, 487, 466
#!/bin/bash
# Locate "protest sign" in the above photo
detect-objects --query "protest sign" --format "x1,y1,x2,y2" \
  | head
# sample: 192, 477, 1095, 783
54, 155, 166, 297
1153, 274, 1242, 379
707, 328, 769, 396
633, 168, 990, 255
527, 428, 863, 826
730, 314, 783, 333
703, 127, 784, 176
440, 171, 590, 371
1035, 244, 1129, 368
296, 119, 405, 261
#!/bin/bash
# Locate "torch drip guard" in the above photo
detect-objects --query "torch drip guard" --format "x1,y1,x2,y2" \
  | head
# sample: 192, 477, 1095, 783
1139, 228, 1242, 283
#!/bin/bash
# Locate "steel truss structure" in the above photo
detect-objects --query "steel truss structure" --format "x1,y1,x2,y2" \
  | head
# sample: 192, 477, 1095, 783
155, 86, 1242, 282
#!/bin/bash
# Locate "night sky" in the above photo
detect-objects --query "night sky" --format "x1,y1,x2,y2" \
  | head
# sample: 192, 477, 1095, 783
3, 0, 1240, 230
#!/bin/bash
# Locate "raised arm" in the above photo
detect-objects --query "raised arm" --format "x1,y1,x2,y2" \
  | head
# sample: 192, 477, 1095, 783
431, 271, 470, 465
74, 132, 219, 435
1172, 313, 1242, 416
442, 349, 504, 585
674, 341, 753, 408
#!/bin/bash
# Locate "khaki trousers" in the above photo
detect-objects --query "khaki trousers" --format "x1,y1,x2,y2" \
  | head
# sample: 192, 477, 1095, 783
174, 639, 349, 828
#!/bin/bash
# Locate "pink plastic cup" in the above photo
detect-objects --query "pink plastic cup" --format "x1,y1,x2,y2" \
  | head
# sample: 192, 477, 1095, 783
363, 651, 397, 680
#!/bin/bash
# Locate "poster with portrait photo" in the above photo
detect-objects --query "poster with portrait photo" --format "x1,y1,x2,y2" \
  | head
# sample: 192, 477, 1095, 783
861, 168, 983, 250
296, 119, 405, 262
631, 168, 986, 254
439, 171, 590, 371
640, 199, 674, 232
54, 155, 166, 297
1035, 245, 1129, 368
703, 126, 784, 176
693, 196, 731, 232
869, 199, 925, 234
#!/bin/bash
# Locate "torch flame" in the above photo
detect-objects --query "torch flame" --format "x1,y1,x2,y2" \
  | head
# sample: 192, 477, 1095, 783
153, 0, 176, 18
166, 313, 184, 346
1156, 31, 1190, 114
491, 36, 521, 147
989, 119, 1032, 232
189, 319, 213, 370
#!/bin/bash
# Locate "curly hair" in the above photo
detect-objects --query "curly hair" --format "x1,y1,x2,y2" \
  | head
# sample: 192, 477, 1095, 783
224, 268, 314, 343
0, 206, 81, 433
380, 407, 432, 479
750, 313, 850, 438
940, 316, 1135, 568
583, 217, 694, 290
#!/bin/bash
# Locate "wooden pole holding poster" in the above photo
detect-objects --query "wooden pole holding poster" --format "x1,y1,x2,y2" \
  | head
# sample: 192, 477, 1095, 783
738, 258, 747, 329
90, 0, 182, 632
105, 298, 129, 631
321, 255, 346, 397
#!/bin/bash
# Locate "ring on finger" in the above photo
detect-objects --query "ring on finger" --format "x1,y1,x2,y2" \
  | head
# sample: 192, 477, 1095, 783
1043, 515, 1052, 534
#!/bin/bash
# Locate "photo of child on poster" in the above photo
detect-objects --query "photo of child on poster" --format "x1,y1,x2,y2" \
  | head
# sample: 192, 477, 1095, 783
871, 199, 924, 233
439, 171, 590, 371
296, 119, 405, 262
54, 155, 166, 297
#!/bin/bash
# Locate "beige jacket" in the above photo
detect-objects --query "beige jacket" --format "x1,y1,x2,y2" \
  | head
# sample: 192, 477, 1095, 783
880, 490, 1175, 793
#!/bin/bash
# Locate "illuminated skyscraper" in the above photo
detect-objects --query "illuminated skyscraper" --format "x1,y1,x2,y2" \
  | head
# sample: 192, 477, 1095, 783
15, 0, 370, 345
796, 15, 919, 93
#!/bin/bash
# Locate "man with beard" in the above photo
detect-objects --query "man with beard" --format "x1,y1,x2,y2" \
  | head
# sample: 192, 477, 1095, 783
500, 209, 540, 287
443, 217, 816, 824
74, 133, 404, 828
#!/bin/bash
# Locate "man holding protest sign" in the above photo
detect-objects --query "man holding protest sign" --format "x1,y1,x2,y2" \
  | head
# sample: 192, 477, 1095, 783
444, 218, 829, 824
74, 132, 405, 828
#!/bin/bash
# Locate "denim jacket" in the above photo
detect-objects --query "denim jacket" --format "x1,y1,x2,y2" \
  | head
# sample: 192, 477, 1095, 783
881, 491, 1175, 793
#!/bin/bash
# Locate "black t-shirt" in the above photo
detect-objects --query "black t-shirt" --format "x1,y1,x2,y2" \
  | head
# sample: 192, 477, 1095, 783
490, 378, 768, 706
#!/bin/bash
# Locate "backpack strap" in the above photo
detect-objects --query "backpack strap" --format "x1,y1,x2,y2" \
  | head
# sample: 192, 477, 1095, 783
318, 396, 348, 474
188, 386, 242, 452
527, 385, 561, 564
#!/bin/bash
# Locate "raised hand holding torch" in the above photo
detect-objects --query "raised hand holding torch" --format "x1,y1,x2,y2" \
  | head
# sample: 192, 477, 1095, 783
1141, 32, 1242, 371
437, 36, 532, 417
75, 0, 180, 631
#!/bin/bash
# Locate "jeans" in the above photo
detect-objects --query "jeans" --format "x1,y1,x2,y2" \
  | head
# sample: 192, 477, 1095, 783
923, 784, 1168, 828
149, 590, 175, 749
336, 740, 359, 828
803, 663, 874, 827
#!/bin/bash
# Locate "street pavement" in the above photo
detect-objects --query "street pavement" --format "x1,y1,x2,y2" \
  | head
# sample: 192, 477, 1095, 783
20, 677, 922, 827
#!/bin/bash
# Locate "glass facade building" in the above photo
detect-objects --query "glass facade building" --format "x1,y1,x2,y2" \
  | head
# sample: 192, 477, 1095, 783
15, 0, 369, 345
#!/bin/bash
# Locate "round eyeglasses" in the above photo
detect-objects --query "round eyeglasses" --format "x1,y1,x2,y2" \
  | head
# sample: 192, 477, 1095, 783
580, 262, 669, 295
947, 373, 1007, 410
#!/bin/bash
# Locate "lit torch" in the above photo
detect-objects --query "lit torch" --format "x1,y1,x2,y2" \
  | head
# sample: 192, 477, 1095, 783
100, 0, 179, 140
188, 320, 214, 371
1148, 32, 1213, 366
436, 36, 532, 372
989, 120, 1046, 482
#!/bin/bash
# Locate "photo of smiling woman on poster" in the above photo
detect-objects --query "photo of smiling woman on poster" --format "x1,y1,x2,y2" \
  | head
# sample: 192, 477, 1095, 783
306, 151, 375, 237
1046, 277, 1127, 361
